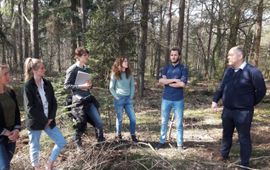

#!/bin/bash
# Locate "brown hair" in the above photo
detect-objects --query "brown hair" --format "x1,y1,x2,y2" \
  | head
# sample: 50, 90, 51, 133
74, 47, 89, 60
111, 58, 132, 80
24, 57, 44, 82
170, 47, 181, 56
0, 64, 10, 92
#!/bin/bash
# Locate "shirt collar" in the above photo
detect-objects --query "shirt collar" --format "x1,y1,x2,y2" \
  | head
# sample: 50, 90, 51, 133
234, 61, 247, 72
239, 61, 247, 70
40, 79, 44, 89
75, 61, 86, 69
35, 78, 44, 89
170, 63, 180, 68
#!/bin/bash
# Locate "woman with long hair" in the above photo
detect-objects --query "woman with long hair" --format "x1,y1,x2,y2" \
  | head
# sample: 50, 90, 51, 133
109, 58, 138, 143
0, 64, 21, 170
64, 47, 105, 148
24, 58, 66, 170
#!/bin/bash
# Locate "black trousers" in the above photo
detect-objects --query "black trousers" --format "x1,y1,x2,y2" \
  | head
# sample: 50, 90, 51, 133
221, 107, 253, 167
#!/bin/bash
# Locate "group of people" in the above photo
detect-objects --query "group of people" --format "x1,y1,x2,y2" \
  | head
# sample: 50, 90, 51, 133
0, 58, 67, 170
0, 45, 266, 170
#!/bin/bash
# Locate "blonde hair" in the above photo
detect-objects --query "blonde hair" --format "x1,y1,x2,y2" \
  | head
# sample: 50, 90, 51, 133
0, 64, 10, 92
24, 57, 43, 82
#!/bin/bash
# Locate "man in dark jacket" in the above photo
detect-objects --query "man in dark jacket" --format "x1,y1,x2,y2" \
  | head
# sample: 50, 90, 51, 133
212, 46, 266, 168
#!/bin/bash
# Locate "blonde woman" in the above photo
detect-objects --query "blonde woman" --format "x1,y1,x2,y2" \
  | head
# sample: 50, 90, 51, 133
0, 65, 21, 170
24, 58, 66, 170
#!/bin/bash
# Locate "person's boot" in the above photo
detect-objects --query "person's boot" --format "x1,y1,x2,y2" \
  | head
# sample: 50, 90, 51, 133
97, 128, 105, 142
95, 128, 98, 140
131, 134, 138, 143
115, 134, 123, 143
74, 132, 83, 151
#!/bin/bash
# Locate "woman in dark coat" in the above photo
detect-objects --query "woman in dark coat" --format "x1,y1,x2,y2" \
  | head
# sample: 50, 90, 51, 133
24, 58, 66, 170
0, 64, 21, 170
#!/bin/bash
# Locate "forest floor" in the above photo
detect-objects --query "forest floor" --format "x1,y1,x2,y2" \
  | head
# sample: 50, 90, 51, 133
10, 78, 270, 170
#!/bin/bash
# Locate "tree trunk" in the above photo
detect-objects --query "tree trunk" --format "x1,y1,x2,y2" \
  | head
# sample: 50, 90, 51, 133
205, 0, 215, 79
150, 2, 155, 77
254, 0, 263, 67
165, 0, 173, 65
211, 0, 224, 77
18, 2, 23, 72
138, 0, 149, 97
0, 11, 6, 64
22, 0, 29, 60
176, 0, 185, 54
12, 27, 18, 72
155, 5, 165, 80
31, 0, 39, 58
57, 38, 61, 72
70, 0, 77, 63
49, 41, 53, 71
80, 0, 86, 46
244, 26, 254, 62
80, 0, 86, 32
185, 0, 190, 65
227, 0, 244, 55
118, 2, 125, 56
2, 44, 6, 64
225, 1, 243, 68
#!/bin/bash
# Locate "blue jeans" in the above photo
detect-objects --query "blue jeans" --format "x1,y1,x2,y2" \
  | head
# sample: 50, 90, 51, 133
0, 138, 16, 170
221, 108, 253, 167
28, 126, 67, 167
86, 103, 103, 129
160, 99, 184, 146
114, 96, 136, 135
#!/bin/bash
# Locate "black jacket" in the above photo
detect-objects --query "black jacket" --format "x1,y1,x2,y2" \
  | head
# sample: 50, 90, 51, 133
0, 89, 21, 138
24, 78, 57, 130
213, 64, 266, 110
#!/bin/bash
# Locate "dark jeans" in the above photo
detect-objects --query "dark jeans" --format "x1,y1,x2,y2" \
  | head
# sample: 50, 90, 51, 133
221, 107, 253, 167
0, 137, 16, 170
72, 96, 104, 142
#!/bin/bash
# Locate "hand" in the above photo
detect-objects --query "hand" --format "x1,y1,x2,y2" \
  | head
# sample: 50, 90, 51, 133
211, 102, 218, 112
169, 83, 178, 88
173, 79, 181, 83
45, 119, 53, 128
8, 129, 19, 142
80, 80, 92, 90
3, 130, 11, 136
87, 80, 93, 89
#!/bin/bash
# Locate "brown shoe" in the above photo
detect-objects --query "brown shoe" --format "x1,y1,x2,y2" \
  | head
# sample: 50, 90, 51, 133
217, 155, 229, 162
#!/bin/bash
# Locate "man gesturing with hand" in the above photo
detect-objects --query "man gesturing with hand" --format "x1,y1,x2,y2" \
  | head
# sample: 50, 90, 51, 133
212, 46, 266, 168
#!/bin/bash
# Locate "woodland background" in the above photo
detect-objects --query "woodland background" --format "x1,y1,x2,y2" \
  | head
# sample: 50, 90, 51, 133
0, 0, 270, 169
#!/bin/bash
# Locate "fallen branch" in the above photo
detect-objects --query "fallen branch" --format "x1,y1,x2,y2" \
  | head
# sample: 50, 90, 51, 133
228, 155, 270, 170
